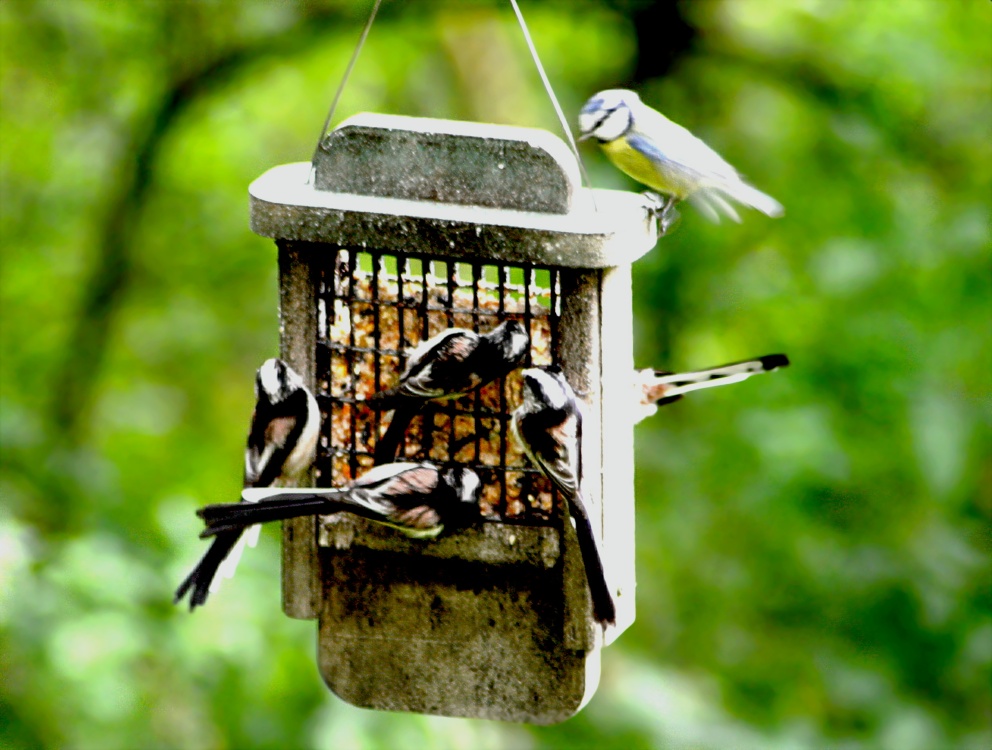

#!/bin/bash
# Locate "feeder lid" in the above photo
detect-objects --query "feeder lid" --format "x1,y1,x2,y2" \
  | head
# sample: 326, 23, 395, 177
315, 113, 578, 214
250, 114, 658, 268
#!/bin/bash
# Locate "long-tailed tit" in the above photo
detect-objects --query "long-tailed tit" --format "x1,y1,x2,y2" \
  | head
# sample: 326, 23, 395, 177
511, 366, 617, 627
197, 462, 482, 540
366, 320, 529, 464
635, 353, 789, 422
174, 358, 320, 610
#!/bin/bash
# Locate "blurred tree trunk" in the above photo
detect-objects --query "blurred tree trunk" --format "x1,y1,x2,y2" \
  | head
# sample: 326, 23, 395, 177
49, 8, 346, 445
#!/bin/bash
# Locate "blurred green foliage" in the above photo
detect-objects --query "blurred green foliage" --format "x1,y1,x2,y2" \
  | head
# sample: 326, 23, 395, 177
1, 1, 989, 748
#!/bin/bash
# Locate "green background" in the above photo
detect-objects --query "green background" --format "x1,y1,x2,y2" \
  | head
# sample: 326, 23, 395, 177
1, 1, 989, 748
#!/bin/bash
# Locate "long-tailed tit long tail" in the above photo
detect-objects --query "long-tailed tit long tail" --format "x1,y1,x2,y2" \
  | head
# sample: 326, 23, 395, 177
635, 353, 789, 421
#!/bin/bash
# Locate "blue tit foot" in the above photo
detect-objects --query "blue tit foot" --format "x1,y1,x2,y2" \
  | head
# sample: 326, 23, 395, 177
642, 191, 665, 212
642, 191, 681, 236
658, 203, 681, 235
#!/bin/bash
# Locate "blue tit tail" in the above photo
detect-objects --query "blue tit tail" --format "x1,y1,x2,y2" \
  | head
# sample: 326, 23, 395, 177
691, 182, 784, 222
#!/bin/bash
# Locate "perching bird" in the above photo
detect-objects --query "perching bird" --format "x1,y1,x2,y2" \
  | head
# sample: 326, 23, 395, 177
366, 320, 529, 464
578, 89, 784, 223
634, 353, 790, 423
174, 358, 320, 610
197, 462, 482, 541
511, 366, 617, 627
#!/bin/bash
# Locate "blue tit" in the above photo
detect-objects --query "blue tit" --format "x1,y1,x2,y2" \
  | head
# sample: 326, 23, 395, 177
579, 89, 783, 223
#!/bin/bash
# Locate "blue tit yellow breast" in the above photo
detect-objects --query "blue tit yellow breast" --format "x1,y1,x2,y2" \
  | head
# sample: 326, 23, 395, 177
600, 136, 691, 199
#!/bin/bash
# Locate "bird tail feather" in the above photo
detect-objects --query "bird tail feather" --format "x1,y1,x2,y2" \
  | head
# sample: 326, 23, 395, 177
688, 191, 722, 222
691, 181, 783, 222
566, 493, 617, 627
706, 191, 742, 223
198, 495, 341, 536
721, 180, 784, 218
212, 523, 260, 588
173, 531, 242, 611
651, 354, 789, 399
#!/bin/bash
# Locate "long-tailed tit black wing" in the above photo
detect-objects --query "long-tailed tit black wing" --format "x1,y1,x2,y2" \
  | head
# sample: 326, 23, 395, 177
635, 353, 789, 422
197, 462, 482, 540
367, 320, 529, 464
174, 358, 320, 611
511, 366, 617, 627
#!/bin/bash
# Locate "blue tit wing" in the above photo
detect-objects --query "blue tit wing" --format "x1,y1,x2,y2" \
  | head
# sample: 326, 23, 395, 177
625, 132, 712, 199
627, 103, 739, 177
632, 110, 782, 218
634, 107, 741, 178
628, 132, 757, 222
625, 131, 668, 166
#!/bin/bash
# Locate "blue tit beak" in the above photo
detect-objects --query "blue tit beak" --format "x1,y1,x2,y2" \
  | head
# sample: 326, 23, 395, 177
577, 131, 593, 142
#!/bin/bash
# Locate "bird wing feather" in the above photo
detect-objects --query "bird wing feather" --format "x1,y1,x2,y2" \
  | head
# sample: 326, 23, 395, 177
245, 413, 297, 486
396, 330, 478, 399
537, 416, 580, 498
631, 104, 741, 179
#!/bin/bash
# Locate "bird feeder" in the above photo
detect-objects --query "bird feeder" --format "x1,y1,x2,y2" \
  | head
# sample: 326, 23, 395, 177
249, 113, 656, 723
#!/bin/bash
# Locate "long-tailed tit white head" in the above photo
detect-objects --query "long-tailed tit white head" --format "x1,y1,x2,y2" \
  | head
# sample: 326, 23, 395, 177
244, 357, 321, 487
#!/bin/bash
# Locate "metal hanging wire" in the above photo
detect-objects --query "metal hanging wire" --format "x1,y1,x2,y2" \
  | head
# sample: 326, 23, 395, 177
309, 0, 595, 198
309, 0, 384, 183
507, 0, 596, 196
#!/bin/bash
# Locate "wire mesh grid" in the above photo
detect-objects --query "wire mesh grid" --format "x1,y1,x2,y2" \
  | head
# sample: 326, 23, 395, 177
314, 246, 561, 522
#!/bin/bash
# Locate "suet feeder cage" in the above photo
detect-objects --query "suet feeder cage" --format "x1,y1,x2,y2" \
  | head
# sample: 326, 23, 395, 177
249, 113, 656, 723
